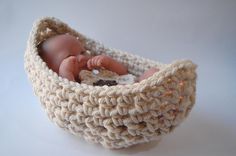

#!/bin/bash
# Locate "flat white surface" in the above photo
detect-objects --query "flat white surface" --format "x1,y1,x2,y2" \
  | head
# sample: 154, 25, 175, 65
1, 0, 236, 156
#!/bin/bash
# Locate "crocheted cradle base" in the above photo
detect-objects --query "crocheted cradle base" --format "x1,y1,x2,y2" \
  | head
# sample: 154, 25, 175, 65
24, 17, 197, 149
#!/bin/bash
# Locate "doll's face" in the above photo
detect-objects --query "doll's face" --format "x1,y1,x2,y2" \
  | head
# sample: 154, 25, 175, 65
39, 34, 88, 73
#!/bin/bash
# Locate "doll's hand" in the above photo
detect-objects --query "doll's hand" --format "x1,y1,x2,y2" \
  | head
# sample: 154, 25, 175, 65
87, 55, 111, 70
59, 56, 79, 81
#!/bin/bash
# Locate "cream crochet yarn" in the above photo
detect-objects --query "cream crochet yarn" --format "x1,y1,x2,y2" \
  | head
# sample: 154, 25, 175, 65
24, 17, 197, 149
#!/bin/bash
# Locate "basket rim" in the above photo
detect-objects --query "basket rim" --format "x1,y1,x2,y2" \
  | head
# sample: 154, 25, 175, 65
25, 16, 197, 94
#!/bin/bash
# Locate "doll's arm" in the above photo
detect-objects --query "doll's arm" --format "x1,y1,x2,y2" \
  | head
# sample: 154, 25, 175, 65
87, 55, 128, 75
107, 59, 128, 75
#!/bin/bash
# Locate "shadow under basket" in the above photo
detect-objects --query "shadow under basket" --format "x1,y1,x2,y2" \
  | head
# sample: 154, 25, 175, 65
24, 17, 197, 149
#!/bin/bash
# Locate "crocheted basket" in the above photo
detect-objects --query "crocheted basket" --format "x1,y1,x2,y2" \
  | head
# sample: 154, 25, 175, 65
24, 17, 197, 149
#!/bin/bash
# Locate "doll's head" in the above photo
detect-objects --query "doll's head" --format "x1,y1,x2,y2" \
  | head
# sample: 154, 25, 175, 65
39, 34, 89, 73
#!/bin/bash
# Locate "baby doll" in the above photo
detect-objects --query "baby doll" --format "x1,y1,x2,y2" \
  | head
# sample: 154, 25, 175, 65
38, 34, 159, 85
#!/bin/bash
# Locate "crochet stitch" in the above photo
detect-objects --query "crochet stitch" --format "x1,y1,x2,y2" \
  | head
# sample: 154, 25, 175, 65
24, 17, 197, 149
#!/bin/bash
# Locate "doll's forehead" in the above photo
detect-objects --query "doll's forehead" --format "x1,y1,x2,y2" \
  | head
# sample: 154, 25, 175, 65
47, 34, 81, 49
43, 35, 66, 52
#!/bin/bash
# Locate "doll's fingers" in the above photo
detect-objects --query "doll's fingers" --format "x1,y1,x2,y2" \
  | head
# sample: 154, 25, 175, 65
87, 59, 92, 69
91, 57, 96, 66
97, 59, 102, 66
98, 56, 105, 66
87, 59, 90, 68
94, 57, 101, 67
94, 56, 101, 66
90, 57, 98, 69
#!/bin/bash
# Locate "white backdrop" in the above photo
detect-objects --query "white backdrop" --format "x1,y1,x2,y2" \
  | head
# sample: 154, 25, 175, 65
0, 0, 236, 156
